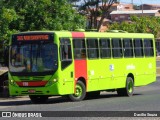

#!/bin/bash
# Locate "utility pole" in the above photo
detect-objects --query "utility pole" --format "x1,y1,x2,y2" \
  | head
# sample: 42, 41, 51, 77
140, 0, 143, 16
131, 0, 133, 5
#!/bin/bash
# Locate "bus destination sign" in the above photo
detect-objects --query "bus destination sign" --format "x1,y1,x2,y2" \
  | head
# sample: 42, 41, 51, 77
17, 35, 49, 41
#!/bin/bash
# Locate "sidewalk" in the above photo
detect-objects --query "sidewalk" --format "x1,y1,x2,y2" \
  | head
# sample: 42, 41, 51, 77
0, 67, 8, 75
156, 57, 160, 76
0, 96, 29, 101
157, 68, 160, 77
157, 56, 160, 61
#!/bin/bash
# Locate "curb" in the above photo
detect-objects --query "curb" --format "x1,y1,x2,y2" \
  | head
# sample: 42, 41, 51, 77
0, 96, 29, 101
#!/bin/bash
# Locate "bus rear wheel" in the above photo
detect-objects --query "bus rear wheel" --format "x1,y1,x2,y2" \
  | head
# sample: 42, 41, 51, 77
117, 77, 134, 97
29, 95, 48, 104
69, 81, 86, 101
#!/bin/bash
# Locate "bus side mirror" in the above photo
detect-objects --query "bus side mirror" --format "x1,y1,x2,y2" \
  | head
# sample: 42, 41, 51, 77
0, 40, 9, 67
3, 46, 9, 67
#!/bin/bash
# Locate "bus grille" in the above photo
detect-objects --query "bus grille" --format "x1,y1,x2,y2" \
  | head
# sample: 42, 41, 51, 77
21, 91, 43, 95
18, 76, 45, 81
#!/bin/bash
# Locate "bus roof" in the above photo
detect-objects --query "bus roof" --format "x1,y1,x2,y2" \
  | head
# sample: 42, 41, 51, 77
54, 31, 154, 39
12, 31, 154, 39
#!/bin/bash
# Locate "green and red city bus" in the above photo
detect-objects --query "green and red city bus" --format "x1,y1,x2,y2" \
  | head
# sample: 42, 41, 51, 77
9, 30, 156, 103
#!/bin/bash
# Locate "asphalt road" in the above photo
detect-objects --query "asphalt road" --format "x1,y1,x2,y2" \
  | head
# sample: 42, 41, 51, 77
0, 77, 160, 119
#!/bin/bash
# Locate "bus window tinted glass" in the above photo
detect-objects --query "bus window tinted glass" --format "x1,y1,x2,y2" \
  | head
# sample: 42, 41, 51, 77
99, 39, 111, 58
60, 38, 72, 69
123, 39, 133, 58
134, 39, 143, 57
73, 39, 86, 59
112, 39, 122, 58
10, 43, 57, 73
144, 39, 154, 57
87, 39, 99, 59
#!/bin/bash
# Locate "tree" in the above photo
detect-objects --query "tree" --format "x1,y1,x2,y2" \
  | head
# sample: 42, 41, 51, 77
78, 0, 99, 29
0, 0, 86, 42
109, 16, 160, 38
97, 0, 118, 31
79, 0, 118, 31
0, 7, 18, 41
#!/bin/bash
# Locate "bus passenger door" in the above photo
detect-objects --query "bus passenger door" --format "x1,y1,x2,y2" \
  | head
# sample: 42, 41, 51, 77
59, 38, 74, 95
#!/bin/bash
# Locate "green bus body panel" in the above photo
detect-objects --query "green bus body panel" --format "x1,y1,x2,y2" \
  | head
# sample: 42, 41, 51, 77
9, 31, 156, 96
85, 32, 156, 91
9, 31, 75, 96
9, 73, 60, 95
54, 32, 75, 95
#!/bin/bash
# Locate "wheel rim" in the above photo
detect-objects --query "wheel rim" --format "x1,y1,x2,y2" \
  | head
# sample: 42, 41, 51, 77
74, 84, 82, 98
128, 80, 133, 93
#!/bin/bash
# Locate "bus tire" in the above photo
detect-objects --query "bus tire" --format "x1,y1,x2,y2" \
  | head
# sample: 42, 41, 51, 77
29, 95, 48, 104
69, 81, 86, 101
117, 77, 134, 97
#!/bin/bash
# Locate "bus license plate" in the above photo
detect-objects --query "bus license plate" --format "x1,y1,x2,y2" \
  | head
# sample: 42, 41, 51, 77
28, 89, 36, 93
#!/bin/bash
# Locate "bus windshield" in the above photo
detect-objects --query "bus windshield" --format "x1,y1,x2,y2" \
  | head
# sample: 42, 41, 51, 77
9, 42, 58, 73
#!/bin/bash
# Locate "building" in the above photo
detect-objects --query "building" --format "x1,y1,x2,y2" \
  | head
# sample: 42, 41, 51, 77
86, 3, 134, 30
101, 3, 134, 12
116, 3, 134, 11
110, 10, 160, 22
140, 4, 160, 10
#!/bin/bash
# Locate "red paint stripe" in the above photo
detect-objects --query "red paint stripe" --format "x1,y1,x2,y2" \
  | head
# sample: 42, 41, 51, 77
72, 32, 88, 91
16, 81, 48, 87
74, 60, 87, 80
72, 32, 85, 38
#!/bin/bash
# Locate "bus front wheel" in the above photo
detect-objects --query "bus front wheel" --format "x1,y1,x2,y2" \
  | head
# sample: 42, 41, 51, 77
29, 95, 48, 104
69, 81, 86, 101
117, 77, 134, 97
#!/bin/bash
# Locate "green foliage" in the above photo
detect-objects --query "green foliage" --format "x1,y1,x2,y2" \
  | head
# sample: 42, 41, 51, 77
109, 16, 160, 38
0, 0, 86, 42
0, 7, 18, 40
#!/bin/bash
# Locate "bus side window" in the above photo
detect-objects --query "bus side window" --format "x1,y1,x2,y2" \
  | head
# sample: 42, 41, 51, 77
134, 39, 144, 57
144, 39, 154, 57
60, 38, 72, 70
73, 39, 86, 59
123, 38, 133, 58
87, 38, 99, 59
112, 38, 123, 58
99, 38, 111, 58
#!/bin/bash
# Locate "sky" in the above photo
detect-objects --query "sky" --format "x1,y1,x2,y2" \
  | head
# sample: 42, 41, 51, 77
120, 0, 160, 5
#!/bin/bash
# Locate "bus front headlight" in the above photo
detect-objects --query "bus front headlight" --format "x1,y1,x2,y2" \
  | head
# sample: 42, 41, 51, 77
53, 79, 57, 82
10, 79, 16, 85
